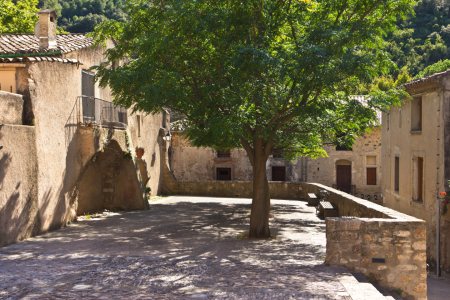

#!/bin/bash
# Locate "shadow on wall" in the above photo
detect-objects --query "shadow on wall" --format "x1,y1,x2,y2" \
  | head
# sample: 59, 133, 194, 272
76, 139, 146, 215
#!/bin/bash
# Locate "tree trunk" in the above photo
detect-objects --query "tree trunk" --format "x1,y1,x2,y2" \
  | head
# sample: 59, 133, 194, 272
248, 143, 271, 238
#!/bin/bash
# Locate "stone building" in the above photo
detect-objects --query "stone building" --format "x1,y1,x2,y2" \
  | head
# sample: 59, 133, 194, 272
170, 116, 382, 202
381, 70, 450, 278
0, 9, 168, 247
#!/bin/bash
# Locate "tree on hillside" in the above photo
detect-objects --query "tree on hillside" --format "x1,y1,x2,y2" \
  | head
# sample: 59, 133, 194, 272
0, 0, 38, 34
91, 0, 414, 238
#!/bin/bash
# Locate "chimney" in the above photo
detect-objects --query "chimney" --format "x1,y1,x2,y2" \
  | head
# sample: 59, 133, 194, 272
38, 9, 58, 51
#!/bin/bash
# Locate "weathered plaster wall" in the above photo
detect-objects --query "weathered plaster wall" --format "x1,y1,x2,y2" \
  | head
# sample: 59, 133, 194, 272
170, 132, 253, 181
170, 129, 381, 203
1, 42, 164, 246
0, 125, 38, 247
307, 127, 382, 201
127, 112, 165, 196
0, 91, 24, 125
381, 78, 446, 277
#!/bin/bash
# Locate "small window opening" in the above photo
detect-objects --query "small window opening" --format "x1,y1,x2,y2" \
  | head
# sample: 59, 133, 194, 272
415, 157, 424, 202
216, 168, 231, 180
217, 150, 230, 158
395, 157, 400, 192
50, 17, 54, 22
137, 115, 141, 137
411, 97, 422, 131
272, 166, 286, 181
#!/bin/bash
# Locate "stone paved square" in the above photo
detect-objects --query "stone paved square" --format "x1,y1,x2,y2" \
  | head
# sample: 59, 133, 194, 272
0, 197, 355, 299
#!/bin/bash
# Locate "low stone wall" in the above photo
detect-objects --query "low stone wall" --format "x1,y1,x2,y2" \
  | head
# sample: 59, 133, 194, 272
0, 91, 24, 125
162, 158, 427, 300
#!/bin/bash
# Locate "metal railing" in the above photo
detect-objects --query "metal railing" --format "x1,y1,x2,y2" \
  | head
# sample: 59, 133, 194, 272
68, 96, 128, 129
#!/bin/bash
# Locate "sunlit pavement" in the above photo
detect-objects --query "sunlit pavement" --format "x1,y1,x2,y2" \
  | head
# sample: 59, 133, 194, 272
0, 196, 375, 299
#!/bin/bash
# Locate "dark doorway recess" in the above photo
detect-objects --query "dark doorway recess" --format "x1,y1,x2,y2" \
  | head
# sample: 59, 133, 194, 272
336, 165, 351, 193
216, 168, 231, 180
272, 166, 286, 181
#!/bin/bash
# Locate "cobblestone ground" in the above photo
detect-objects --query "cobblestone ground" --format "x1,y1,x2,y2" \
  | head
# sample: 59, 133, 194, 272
0, 197, 352, 299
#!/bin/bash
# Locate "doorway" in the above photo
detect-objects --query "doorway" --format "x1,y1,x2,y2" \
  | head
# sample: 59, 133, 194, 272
336, 161, 351, 193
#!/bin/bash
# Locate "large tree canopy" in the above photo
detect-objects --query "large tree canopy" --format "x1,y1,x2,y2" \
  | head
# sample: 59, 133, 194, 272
92, 0, 414, 238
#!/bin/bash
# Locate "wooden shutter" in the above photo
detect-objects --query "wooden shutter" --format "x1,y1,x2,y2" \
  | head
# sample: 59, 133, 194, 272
367, 168, 376, 185
418, 157, 423, 200
395, 157, 400, 192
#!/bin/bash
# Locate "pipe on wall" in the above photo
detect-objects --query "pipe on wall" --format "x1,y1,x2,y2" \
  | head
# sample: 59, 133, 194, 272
0, 64, 26, 68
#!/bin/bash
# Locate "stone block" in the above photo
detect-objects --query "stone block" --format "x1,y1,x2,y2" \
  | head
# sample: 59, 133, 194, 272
363, 234, 373, 242
340, 220, 362, 231
412, 241, 426, 250
378, 266, 387, 270
387, 274, 395, 283
397, 264, 418, 271
352, 245, 362, 253
340, 258, 348, 264
355, 267, 367, 274
414, 283, 427, 292
401, 275, 412, 282
413, 253, 427, 261
394, 230, 411, 237
328, 231, 359, 242
414, 229, 426, 239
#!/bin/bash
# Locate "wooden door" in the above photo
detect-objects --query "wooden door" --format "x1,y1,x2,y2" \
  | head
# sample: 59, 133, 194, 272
336, 165, 351, 193
272, 166, 286, 181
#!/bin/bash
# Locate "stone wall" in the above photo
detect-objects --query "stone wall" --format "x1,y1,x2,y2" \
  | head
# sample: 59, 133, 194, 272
162, 159, 427, 300
326, 217, 426, 300
0, 125, 38, 247
0, 91, 24, 125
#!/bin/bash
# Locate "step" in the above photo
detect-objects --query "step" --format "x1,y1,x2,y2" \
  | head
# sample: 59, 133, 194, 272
331, 266, 402, 300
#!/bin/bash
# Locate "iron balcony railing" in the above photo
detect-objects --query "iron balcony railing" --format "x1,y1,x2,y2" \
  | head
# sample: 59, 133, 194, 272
66, 95, 128, 130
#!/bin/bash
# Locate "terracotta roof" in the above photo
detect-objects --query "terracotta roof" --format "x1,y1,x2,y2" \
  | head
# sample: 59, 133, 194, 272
401, 69, 450, 88
0, 34, 93, 55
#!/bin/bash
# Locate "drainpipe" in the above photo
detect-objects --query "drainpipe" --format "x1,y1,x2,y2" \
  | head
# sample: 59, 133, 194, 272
0, 63, 26, 68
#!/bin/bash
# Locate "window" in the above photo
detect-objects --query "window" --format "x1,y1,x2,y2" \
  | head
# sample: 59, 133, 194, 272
82, 70, 95, 123
415, 157, 424, 202
367, 156, 376, 165
411, 97, 422, 131
216, 168, 231, 180
367, 168, 377, 185
272, 166, 286, 181
217, 150, 231, 158
137, 115, 141, 137
336, 145, 352, 151
0, 69, 16, 93
395, 157, 400, 192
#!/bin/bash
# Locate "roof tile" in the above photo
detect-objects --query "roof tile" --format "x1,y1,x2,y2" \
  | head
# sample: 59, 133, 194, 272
0, 33, 93, 55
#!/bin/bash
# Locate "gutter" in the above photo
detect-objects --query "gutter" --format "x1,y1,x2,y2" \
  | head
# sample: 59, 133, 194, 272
0, 51, 62, 58
0, 63, 26, 68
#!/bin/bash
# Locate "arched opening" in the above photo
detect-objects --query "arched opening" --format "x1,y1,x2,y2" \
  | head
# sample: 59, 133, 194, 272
336, 160, 352, 193
76, 139, 145, 215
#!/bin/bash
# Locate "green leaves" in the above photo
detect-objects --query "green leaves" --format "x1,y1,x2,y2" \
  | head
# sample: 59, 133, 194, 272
91, 0, 414, 160
0, 0, 38, 34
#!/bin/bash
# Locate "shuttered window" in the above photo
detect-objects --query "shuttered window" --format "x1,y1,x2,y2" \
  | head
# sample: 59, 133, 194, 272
395, 157, 400, 192
367, 168, 376, 185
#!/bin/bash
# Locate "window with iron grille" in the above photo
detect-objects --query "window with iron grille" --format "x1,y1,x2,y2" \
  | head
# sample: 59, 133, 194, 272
217, 150, 230, 158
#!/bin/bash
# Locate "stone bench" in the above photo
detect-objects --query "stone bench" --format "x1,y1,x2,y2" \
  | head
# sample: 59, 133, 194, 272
307, 193, 320, 206
318, 201, 338, 218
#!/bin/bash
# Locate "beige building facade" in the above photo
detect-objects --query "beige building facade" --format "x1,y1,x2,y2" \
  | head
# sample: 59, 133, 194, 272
0, 9, 167, 247
381, 72, 450, 278
170, 125, 382, 202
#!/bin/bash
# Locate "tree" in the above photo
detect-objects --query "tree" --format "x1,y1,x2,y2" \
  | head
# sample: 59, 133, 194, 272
0, 0, 38, 34
91, 0, 414, 238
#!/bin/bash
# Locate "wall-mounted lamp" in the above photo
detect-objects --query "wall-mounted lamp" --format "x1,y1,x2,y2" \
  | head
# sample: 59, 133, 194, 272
163, 132, 172, 141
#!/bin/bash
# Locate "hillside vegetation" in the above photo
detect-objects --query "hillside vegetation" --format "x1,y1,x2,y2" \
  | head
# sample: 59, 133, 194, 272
32, 0, 450, 79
